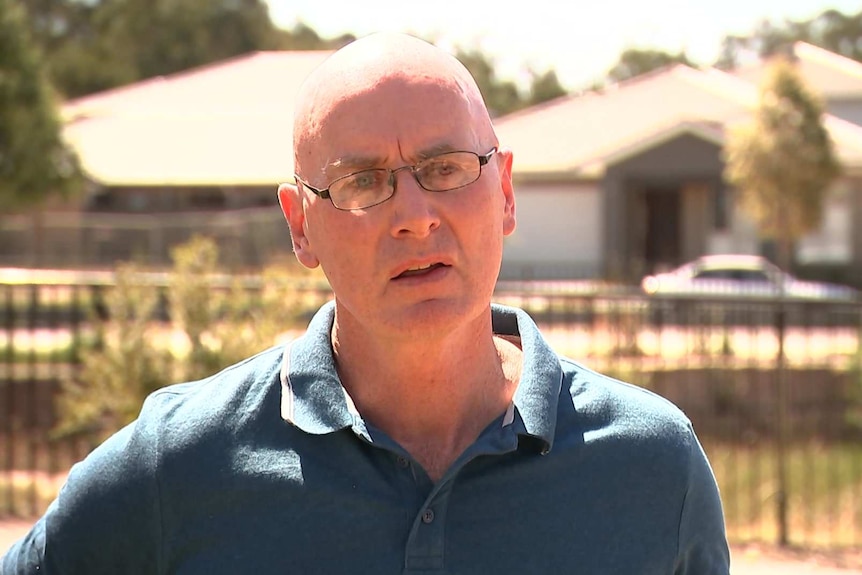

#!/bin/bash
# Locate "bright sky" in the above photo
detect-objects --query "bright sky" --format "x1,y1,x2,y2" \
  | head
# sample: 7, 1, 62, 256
264, 0, 861, 90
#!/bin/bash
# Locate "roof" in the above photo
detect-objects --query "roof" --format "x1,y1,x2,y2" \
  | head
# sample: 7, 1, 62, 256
64, 44, 862, 187
733, 42, 862, 99
495, 65, 753, 178
62, 50, 332, 186
495, 62, 862, 178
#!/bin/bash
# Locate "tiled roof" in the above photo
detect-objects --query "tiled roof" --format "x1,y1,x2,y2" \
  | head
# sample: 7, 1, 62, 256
64, 45, 862, 186
495, 61, 862, 177
495, 65, 753, 177
733, 42, 862, 99
62, 51, 332, 186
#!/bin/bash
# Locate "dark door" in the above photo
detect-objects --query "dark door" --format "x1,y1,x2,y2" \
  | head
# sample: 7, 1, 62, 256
644, 187, 681, 272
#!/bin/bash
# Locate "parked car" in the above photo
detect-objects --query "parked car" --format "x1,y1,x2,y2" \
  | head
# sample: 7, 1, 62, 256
641, 254, 858, 302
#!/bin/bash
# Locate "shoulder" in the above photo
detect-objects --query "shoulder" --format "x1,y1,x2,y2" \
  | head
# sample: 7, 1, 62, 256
7, 346, 289, 570
143, 344, 285, 431
558, 355, 696, 451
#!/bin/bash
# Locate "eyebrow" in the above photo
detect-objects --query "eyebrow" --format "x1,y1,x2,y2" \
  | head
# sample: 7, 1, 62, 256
325, 155, 382, 177
323, 142, 464, 178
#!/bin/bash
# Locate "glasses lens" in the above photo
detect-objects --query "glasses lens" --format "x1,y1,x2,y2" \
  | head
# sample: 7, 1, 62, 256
415, 152, 481, 192
330, 169, 393, 210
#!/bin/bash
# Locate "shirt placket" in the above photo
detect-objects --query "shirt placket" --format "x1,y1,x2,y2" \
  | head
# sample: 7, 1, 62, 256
403, 478, 452, 572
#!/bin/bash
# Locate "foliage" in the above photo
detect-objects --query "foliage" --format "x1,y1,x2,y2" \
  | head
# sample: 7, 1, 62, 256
606, 48, 694, 83
525, 69, 567, 107
723, 58, 840, 270
455, 49, 570, 116
21, 1, 565, 114
455, 48, 523, 117
55, 236, 324, 442
716, 8, 862, 68
54, 263, 171, 441
0, 0, 81, 210
21, 0, 351, 98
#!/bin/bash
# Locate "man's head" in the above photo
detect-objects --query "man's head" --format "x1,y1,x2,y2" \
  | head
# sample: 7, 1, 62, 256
278, 33, 516, 339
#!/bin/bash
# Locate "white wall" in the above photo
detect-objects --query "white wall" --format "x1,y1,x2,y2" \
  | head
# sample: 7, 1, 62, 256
501, 182, 602, 278
707, 182, 852, 266
797, 182, 852, 264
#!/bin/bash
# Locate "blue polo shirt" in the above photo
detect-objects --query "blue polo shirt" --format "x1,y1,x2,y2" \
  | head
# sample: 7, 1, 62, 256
3, 302, 729, 574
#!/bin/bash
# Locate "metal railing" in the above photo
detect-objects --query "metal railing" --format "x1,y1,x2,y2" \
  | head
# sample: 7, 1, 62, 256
2, 275, 861, 550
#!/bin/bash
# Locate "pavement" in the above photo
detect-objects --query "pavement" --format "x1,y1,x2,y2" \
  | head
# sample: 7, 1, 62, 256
1, 519, 860, 573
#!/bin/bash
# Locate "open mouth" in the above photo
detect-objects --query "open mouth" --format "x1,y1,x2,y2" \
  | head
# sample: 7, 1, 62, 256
395, 263, 448, 279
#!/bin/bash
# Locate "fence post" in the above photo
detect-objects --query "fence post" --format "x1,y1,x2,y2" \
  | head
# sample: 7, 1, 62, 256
775, 297, 790, 546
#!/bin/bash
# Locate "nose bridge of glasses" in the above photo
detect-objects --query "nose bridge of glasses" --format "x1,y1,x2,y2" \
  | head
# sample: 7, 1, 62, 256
389, 163, 423, 191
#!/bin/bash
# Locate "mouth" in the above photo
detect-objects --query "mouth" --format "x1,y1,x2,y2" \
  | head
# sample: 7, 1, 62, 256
394, 262, 449, 279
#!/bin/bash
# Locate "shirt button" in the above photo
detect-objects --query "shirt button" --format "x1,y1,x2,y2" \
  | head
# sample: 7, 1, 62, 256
396, 456, 409, 468
421, 509, 435, 524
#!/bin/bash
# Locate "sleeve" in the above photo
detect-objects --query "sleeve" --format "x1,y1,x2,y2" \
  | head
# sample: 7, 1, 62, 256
1, 397, 165, 575
673, 426, 731, 575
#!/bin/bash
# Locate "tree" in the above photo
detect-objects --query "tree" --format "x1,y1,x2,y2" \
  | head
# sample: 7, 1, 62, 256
526, 69, 567, 106
606, 48, 694, 83
455, 48, 522, 117
716, 8, 862, 68
56, 236, 324, 441
22, 0, 349, 99
723, 58, 839, 547
0, 0, 80, 210
723, 57, 839, 272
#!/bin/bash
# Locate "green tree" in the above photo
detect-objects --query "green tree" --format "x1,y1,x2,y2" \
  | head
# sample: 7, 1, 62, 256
55, 263, 172, 441
0, 0, 80, 209
56, 236, 326, 441
723, 57, 840, 272
606, 48, 694, 83
526, 69, 567, 106
723, 59, 839, 546
456, 48, 522, 117
22, 0, 348, 98
716, 8, 862, 68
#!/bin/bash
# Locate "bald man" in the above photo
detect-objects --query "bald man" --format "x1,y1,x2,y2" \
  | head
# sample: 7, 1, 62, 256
3, 34, 730, 574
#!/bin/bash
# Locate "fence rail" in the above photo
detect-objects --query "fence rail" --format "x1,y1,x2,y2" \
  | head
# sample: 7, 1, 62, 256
2, 275, 862, 550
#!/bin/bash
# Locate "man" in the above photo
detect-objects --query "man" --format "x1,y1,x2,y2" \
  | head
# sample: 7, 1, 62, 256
3, 33, 729, 573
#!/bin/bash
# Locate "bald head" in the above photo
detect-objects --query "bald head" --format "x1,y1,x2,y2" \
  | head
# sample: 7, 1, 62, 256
293, 33, 496, 179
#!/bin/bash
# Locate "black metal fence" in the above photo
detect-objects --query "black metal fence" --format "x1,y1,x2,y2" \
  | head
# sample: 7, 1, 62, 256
2, 275, 862, 550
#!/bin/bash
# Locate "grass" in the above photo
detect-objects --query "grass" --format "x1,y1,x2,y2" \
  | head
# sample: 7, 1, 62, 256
706, 441, 862, 547
0, 471, 67, 518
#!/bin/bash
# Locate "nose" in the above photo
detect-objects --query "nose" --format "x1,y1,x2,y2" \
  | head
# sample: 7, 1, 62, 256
388, 167, 440, 238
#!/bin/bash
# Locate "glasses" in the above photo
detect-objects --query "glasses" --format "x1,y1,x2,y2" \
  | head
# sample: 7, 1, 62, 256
295, 148, 497, 211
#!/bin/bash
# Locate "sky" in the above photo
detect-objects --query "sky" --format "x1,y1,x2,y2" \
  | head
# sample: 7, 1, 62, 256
264, 0, 862, 90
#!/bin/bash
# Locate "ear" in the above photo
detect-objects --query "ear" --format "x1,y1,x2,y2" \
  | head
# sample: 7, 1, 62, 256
497, 148, 516, 236
277, 182, 320, 269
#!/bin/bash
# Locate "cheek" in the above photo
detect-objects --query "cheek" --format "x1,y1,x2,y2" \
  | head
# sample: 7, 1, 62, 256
307, 215, 374, 280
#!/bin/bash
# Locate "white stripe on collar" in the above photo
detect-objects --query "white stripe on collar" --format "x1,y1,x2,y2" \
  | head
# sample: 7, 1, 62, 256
502, 402, 515, 426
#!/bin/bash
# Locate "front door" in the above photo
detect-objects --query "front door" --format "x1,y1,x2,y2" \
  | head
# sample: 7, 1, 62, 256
643, 187, 681, 273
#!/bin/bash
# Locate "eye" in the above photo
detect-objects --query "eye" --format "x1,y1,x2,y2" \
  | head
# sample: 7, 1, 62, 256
349, 170, 384, 189
425, 157, 464, 177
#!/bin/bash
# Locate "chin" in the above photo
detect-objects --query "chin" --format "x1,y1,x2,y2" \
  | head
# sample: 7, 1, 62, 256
385, 297, 488, 338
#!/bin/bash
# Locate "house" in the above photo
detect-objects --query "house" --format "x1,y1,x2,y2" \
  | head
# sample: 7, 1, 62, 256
6, 42, 862, 281
494, 42, 862, 285
1, 51, 331, 269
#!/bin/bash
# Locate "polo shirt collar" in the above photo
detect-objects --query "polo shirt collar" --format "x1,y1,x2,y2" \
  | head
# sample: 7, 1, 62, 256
280, 301, 562, 451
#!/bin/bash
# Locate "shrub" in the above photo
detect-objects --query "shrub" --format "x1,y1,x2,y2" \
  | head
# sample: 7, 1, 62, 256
55, 236, 329, 442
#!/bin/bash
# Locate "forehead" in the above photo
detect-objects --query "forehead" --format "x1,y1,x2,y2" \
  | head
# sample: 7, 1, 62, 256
293, 35, 494, 178
316, 75, 480, 168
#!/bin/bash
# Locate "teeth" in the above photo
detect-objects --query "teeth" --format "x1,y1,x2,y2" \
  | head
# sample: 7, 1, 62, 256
407, 263, 434, 272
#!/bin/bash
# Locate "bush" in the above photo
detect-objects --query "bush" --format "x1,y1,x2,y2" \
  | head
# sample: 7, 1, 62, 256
55, 236, 328, 442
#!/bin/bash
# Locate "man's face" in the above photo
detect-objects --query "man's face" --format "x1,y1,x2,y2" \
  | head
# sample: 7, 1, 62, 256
281, 75, 515, 340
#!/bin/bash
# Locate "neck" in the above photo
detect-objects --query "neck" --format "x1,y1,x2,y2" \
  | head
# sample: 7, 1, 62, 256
331, 305, 522, 481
